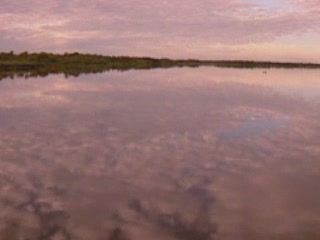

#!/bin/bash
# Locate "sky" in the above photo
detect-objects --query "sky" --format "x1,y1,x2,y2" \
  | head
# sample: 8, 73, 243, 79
1, 0, 320, 62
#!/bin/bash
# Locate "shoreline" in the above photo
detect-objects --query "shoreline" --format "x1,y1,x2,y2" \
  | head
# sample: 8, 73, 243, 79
1, 52, 319, 80
1, 52, 320, 70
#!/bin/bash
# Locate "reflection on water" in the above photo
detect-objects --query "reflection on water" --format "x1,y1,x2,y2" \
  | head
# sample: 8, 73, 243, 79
219, 119, 288, 140
0, 67, 319, 240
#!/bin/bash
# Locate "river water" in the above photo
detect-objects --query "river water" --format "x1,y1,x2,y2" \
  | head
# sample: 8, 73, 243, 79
0, 67, 319, 240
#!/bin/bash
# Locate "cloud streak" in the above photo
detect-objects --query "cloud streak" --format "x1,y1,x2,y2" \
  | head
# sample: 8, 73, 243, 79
1, 0, 320, 61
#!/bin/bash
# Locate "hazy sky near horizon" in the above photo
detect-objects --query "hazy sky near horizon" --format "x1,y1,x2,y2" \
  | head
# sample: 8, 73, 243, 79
1, 0, 320, 62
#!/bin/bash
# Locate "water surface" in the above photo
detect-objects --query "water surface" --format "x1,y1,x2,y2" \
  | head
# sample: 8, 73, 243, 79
0, 67, 319, 240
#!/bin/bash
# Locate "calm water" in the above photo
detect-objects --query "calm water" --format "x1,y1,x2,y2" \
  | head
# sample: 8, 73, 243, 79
0, 67, 320, 240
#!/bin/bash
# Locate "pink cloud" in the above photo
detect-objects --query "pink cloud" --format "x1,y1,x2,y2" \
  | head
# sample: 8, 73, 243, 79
0, 0, 319, 61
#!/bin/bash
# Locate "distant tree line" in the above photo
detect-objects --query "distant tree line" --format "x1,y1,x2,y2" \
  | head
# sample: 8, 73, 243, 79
0, 51, 319, 80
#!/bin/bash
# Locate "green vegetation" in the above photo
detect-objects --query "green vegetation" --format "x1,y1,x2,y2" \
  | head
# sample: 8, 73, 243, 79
1, 51, 320, 80
0, 51, 202, 80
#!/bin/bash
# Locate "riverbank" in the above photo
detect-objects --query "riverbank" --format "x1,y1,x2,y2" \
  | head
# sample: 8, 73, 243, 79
1, 51, 319, 80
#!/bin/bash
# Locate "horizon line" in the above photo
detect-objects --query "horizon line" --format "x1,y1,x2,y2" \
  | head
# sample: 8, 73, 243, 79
1, 50, 320, 65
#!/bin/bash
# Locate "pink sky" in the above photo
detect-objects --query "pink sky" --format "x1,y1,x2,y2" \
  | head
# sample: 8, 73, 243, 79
1, 0, 320, 62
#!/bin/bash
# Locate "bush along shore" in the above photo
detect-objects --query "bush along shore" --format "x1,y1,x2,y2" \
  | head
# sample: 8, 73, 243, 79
1, 51, 320, 80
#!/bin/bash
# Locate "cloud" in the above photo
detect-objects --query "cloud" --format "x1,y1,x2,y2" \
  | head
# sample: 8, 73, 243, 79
0, 0, 319, 61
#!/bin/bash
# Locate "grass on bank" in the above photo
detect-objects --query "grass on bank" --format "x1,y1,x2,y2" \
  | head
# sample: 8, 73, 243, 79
1, 51, 319, 80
